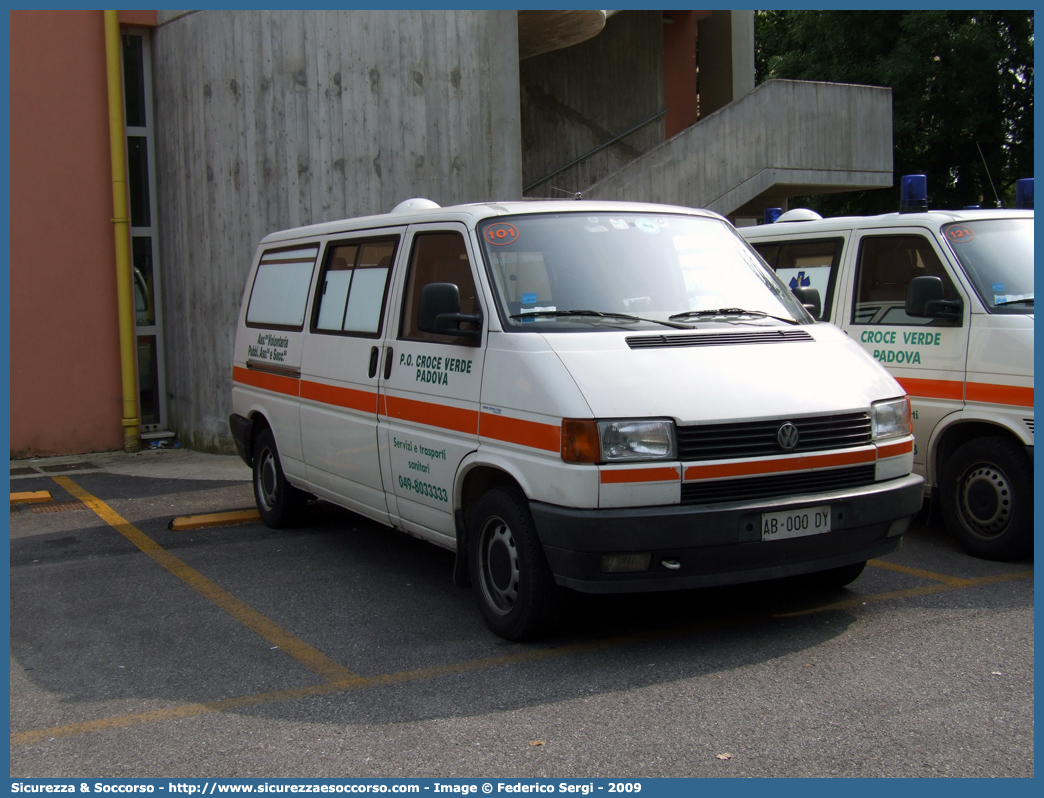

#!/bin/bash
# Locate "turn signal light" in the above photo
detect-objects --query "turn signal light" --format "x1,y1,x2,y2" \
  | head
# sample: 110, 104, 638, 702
561, 419, 600, 463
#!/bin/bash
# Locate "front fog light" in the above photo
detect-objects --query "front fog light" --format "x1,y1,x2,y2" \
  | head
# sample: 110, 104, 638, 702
871, 397, 912, 440
601, 553, 652, 573
598, 419, 676, 461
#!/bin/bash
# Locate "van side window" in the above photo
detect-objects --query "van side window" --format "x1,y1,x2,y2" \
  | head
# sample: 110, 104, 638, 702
400, 232, 480, 346
313, 238, 397, 336
852, 235, 960, 326
246, 245, 319, 329
753, 238, 842, 320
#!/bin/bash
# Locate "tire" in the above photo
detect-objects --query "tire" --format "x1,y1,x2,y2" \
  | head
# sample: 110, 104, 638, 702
795, 560, 866, 590
252, 427, 306, 528
939, 436, 1033, 561
468, 486, 558, 641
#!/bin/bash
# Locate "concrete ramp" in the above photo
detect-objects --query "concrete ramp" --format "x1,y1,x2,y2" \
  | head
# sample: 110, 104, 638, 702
584, 79, 892, 218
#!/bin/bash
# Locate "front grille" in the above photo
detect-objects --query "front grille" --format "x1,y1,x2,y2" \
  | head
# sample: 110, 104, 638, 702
681, 465, 878, 506
626, 330, 814, 350
677, 412, 872, 461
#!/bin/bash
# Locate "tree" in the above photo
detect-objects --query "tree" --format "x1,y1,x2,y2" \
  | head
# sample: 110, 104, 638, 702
755, 11, 1033, 215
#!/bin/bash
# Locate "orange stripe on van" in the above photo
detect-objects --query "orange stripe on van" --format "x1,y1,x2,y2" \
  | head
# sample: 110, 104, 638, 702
480, 413, 561, 452
895, 377, 963, 401
300, 381, 378, 414
382, 395, 479, 435
600, 466, 681, 484
877, 438, 914, 459
684, 448, 876, 482
232, 365, 300, 397
965, 382, 1033, 408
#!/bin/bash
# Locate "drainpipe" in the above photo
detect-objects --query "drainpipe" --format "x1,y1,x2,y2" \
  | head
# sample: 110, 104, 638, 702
103, 10, 140, 452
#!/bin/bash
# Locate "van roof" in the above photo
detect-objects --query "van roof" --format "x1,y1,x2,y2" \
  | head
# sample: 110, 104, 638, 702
260, 200, 725, 244
739, 207, 1033, 239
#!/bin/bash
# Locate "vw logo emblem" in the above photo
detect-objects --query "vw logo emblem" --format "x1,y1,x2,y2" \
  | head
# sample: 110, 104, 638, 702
777, 422, 799, 451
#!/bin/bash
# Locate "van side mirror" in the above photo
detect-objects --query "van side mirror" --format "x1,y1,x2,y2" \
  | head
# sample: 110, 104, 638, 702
906, 276, 962, 320
417, 283, 482, 339
791, 286, 821, 319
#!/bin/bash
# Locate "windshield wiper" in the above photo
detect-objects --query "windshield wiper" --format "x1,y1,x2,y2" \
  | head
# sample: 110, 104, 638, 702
995, 296, 1033, 307
668, 307, 800, 325
509, 309, 695, 330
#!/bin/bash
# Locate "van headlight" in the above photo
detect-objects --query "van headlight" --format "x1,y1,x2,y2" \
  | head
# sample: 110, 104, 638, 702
871, 397, 912, 440
561, 419, 676, 463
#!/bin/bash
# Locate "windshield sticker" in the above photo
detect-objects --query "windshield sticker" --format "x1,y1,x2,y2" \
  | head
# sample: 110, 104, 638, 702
585, 224, 609, 233
484, 224, 519, 246
588, 217, 599, 223
945, 225, 975, 243
519, 305, 556, 322
635, 218, 660, 234
992, 283, 1005, 292
657, 218, 669, 228
521, 293, 537, 305
609, 218, 629, 230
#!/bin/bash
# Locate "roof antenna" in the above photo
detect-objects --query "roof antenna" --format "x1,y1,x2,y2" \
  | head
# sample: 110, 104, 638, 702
976, 142, 1003, 208
551, 186, 583, 200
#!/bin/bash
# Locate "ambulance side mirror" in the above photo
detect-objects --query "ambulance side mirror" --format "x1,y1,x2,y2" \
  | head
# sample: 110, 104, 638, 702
791, 286, 821, 319
906, 276, 962, 320
417, 282, 482, 339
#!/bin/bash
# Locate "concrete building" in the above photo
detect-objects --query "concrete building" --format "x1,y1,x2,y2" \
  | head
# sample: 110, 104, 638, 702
10, 9, 893, 456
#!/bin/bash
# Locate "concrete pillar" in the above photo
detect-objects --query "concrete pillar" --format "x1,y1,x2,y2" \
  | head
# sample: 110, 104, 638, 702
697, 10, 755, 118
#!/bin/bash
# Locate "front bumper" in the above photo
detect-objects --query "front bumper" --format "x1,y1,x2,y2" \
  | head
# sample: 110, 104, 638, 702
530, 473, 924, 593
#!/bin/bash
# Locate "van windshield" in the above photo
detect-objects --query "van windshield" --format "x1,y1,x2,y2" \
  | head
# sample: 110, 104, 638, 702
942, 218, 1034, 314
477, 213, 808, 331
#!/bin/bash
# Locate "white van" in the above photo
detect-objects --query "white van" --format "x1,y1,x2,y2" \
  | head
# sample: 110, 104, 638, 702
740, 203, 1033, 560
230, 200, 923, 640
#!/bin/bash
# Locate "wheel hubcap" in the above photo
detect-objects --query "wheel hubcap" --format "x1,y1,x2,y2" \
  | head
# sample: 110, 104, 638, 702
958, 462, 1011, 539
479, 516, 519, 616
256, 448, 278, 512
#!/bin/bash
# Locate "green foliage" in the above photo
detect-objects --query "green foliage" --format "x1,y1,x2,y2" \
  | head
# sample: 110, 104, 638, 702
755, 11, 1033, 215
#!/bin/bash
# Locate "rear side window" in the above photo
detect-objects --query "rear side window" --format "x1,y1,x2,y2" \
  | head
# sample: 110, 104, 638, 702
313, 237, 397, 337
851, 235, 960, 326
246, 245, 319, 329
753, 238, 842, 320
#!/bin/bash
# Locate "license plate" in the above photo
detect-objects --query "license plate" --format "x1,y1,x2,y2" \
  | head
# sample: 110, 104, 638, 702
761, 505, 831, 541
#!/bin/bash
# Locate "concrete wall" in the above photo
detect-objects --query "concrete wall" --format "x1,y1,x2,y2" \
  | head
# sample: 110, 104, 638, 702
151, 10, 522, 451
585, 79, 893, 218
520, 10, 664, 197
10, 11, 125, 456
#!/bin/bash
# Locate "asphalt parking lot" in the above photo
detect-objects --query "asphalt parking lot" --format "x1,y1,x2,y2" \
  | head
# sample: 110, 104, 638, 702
9, 450, 1034, 778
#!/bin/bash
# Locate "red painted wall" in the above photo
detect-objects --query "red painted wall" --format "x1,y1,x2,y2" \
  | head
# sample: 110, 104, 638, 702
10, 10, 124, 455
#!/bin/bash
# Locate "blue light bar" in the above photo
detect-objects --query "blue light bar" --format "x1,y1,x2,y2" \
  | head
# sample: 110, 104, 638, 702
1015, 178, 1033, 209
764, 207, 782, 224
900, 174, 928, 213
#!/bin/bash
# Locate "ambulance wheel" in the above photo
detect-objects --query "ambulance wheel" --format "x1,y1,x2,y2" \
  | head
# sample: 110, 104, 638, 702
469, 486, 558, 641
252, 428, 306, 528
795, 560, 866, 590
940, 436, 1033, 561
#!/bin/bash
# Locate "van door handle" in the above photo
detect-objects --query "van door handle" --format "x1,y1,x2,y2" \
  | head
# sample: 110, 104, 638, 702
368, 346, 379, 378
384, 347, 394, 379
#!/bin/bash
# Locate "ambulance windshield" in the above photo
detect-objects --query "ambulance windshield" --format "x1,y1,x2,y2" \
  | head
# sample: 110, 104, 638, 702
942, 218, 1034, 314
478, 213, 808, 331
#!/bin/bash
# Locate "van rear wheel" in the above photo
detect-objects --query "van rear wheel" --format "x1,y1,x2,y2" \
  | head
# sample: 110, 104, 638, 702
940, 436, 1032, 560
252, 428, 306, 528
469, 486, 558, 641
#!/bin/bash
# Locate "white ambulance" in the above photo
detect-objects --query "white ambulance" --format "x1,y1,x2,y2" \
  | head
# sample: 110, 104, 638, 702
230, 199, 923, 640
740, 187, 1033, 561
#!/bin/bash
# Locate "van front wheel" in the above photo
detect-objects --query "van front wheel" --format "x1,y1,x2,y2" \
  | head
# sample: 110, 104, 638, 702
940, 436, 1032, 561
469, 486, 557, 641
252, 428, 306, 528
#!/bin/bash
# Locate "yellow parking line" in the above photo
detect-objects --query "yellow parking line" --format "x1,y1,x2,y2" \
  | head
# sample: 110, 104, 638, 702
867, 558, 977, 587
11, 566, 1033, 746
51, 476, 358, 685
775, 569, 1033, 617
11, 491, 51, 505
169, 509, 261, 531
